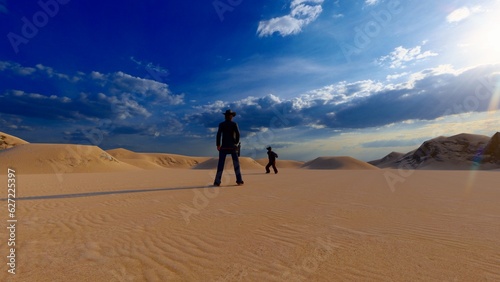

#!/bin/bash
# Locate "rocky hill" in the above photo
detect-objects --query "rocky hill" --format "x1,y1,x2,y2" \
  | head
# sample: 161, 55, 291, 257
371, 133, 500, 170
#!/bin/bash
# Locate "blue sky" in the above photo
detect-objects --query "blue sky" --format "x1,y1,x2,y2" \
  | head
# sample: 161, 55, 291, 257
1, 0, 500, 161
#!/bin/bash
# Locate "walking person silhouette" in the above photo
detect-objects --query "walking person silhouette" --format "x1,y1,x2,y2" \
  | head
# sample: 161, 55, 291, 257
265, 146, 278, 174
213, 109, 244, 186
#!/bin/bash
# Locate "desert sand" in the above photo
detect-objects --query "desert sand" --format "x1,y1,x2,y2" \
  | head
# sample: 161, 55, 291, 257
1, 131, 500, 281
0, 132, 29, 150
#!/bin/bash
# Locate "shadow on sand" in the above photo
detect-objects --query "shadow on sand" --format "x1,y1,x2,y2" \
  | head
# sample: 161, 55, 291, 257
0, 185, 236, 201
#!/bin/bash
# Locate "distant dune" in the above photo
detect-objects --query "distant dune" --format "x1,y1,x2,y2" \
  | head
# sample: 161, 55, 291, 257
0, 144, 139, 174
0, 131, 29, 149
193, 157, 264, 170
2, 131, 500, 174
302, 156, 379, 170
107, 148, 209, 169
371, 133, 500, 170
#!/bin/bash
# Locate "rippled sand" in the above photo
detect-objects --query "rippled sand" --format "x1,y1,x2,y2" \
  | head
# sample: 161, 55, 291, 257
1, 168, 499, 281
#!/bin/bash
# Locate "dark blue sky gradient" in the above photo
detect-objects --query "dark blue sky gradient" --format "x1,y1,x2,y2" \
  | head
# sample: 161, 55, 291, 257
1, 0, 499, 160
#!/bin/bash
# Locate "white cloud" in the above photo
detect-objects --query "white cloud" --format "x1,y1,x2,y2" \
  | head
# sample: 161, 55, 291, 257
378, 44, 438, 69
90, 71, 105, 80
386, 72, 409, 81
0, 61, 186, 126
7, 89, 72, 103
291, 0, 323, 6
15, 66, 36, 76
365, 0, 379, 6
90, 71, 184, 105
0, 61, 83, 80
1, 61, 183, 105
446, 6, 483, 23
0, 61, 37, 76
257, 0, 324, 37
447, 7, 471, 23
35, 64, 74, 80
129, 57, 169, 82
288, 79, 388, 111
257, 16, 304, 37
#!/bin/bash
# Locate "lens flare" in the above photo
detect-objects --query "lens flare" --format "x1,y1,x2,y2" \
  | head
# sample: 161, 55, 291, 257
465, 148, 483, 195
488, 79, 500, 112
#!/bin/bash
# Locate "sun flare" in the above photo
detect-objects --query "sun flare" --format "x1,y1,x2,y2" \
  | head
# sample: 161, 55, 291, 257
454, 2, 500, 65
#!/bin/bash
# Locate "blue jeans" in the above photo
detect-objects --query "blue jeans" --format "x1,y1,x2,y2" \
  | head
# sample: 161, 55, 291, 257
214, 149, 243, 185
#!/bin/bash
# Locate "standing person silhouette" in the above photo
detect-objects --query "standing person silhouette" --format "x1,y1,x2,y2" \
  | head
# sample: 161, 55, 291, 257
213, 109, 244, 186
265, 146, 278, 174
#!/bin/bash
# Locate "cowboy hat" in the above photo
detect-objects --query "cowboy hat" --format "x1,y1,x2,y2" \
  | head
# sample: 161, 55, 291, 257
223, 109, 236, 116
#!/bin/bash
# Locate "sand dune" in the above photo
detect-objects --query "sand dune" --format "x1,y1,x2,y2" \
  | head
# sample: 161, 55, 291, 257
193, 156, 264, 170
255, 158, 304, 168
106, 148, 162, 169
302, 156, 379, 170
0, 131, 29, 149
0, 144, 140, 174
107, 148, 210, 169
3, 131, 499, 174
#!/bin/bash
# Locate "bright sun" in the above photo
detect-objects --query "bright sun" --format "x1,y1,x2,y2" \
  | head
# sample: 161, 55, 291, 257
445, 1, 500, 113
454, 1, 500, 65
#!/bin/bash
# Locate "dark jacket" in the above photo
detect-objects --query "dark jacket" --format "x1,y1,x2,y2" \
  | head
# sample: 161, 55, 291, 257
216, 120, 240, 149
267, 150, 278, 162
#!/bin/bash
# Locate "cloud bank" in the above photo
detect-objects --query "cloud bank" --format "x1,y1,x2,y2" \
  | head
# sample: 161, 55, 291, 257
0, 61, 185, 143
1, 61, 499, 156
190, 64, 500, 132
